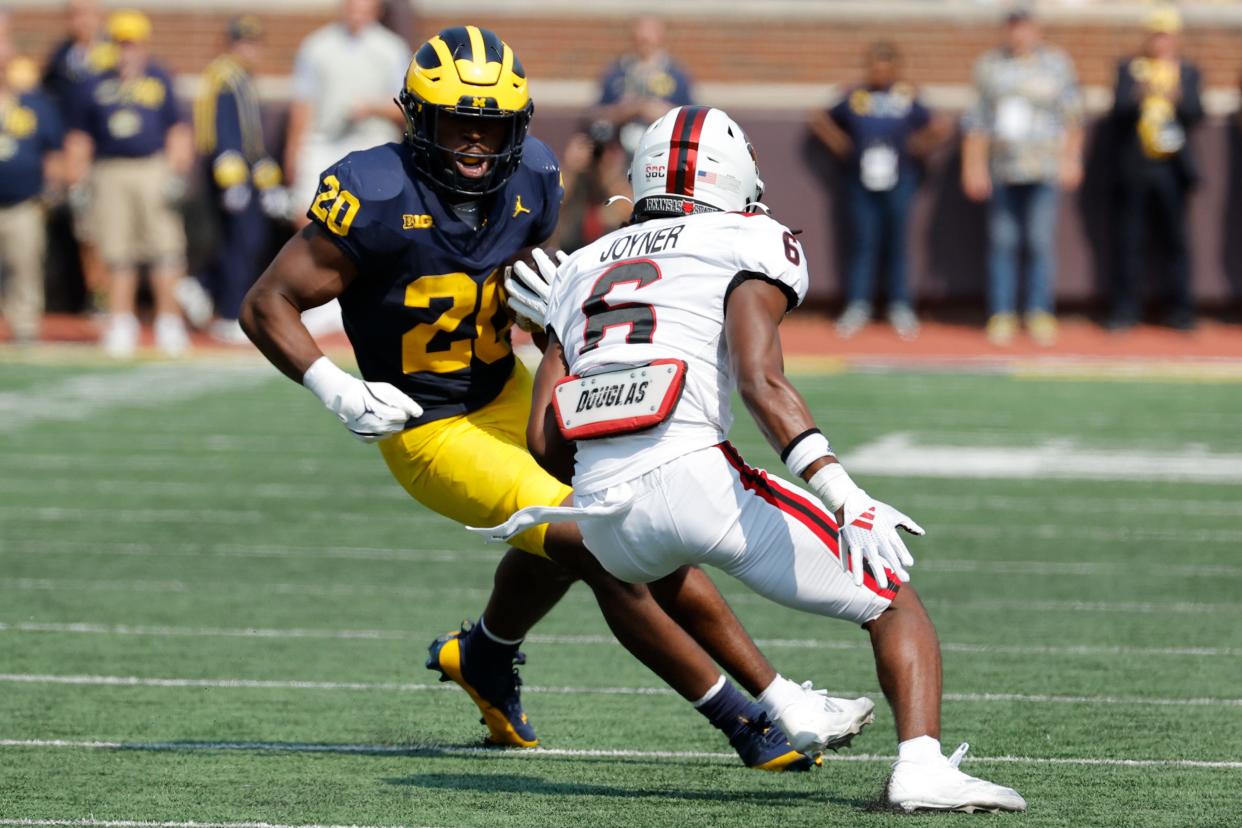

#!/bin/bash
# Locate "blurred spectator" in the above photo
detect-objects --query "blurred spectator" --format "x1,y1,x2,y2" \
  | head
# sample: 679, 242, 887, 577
962, 8, 1083, 346
64, 10, 195, 358
1107, 6, 1203, 331
41, 0, 114, 117
194, 16, 285, 345
594, 17, 693, 160
0, 13, 65, 344
284, 0, 410, 228
550, 126, 632, 252
42, 0, 114, 313
809, 42, 946, 340
379, 0, 419, 49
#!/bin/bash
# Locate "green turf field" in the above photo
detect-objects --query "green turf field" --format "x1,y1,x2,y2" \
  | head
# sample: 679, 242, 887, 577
1, 356, 1240, 827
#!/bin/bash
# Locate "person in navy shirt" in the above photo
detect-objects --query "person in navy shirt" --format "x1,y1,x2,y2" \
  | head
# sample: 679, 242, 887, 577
593, 17, 693, 160
64, 10, 194, 358
0, 12, 65, 344
810, 42, 942, 339
193, 16, 285, 344
41, 0, 116, 319
41, 0, 115, 119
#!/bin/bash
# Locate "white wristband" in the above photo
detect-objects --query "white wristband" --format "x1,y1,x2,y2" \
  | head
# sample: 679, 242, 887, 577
782, 430, 834, 479
806, 462, 862, 513
302, 356, 354, 408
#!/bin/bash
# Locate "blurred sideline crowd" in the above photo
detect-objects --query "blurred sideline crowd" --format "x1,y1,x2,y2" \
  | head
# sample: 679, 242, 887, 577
0, 1, 1238, 356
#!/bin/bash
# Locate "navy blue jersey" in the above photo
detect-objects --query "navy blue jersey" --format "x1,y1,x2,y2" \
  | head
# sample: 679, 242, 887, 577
308, 137, 562, 426
66, 62, 181, 159
829, 83, 931, 180
0, 91, 64, 206
41, 37, 117, 118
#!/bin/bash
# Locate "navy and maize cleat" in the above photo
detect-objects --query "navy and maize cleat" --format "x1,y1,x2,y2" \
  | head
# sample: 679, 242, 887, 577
425, 622, 538, 748
729, 710, 820, 772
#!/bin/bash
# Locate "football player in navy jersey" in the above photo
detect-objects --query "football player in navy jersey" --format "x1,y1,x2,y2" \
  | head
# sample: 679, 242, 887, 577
242, 26, 844, 770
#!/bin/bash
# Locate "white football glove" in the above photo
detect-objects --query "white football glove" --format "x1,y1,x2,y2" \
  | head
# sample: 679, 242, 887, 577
302, 356, 422, 443
503, 248, 566, 331
807, 463, 923, 589
838, 489, 922, 588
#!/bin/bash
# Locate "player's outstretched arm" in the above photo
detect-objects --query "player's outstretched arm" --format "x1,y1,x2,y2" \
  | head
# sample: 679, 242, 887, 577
725, 279, 821, 454
241, 224, 355, 382
526, 332, 577, 485
724, 279, 923, 587
240, 225, 422, 442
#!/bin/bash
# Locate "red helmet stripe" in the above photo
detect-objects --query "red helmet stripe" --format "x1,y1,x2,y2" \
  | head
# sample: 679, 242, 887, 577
664, 107, 691, 195
666, 106, 709, 198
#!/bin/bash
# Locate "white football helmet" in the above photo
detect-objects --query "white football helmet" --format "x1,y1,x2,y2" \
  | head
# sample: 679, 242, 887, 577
628, 106, 765, 218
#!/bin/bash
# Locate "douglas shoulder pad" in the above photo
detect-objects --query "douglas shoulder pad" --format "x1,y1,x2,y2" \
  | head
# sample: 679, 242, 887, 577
552, 360, 686, 441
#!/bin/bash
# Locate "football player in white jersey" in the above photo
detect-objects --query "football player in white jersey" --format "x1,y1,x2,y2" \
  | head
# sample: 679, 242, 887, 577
488, 106, 1026, 813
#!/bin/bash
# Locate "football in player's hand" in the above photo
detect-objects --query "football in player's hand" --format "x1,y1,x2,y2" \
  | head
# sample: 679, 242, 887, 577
502, 246, 542, 285
502, 246, 552, 333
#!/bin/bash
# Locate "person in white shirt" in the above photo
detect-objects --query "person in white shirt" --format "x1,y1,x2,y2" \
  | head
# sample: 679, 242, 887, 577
283, 0, 410, 229
490, 106, 1028, 814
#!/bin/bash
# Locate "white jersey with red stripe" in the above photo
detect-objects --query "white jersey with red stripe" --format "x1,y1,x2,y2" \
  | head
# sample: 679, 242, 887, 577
546, 209, 809, 494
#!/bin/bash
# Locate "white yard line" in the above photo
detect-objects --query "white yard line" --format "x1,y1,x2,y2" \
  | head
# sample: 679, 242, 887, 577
7, 477, 1242, 519
5, 497, 1241, 540
920, 559, 1242, 578
901, 493, 1242, 519
1, 576, 1235, 615
0, 454, 357, 476
0, 577, 492, 601
0, 538, 484, 563
843, 433, 1242, 484
929, 599, 1237, 616
0, 364, 272, 434
1, 621, 1235, 658
6, 537, 1241, 578
0, 478, 406, 503
0, 506, 445, 528
1, 739, 1240, 770
1, 674, 1238, 708
947, 524, 1242, 544
0, 820, 439, 828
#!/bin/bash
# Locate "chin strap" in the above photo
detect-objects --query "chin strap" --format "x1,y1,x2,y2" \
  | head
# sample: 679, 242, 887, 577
604, 195, 633, 207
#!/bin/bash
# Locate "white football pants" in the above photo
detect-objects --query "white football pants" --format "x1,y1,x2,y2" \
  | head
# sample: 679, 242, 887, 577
575, 442, 897, 626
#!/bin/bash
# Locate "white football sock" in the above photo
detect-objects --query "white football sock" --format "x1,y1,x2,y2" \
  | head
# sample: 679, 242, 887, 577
756, 673, 804, 718
477, 616, 523, 646
898, 734, 943, 764
691, 675, 727, 708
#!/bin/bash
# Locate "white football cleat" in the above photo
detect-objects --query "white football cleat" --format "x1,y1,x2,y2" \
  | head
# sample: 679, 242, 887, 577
175, 277, 214, 329
102, 313, 139, 359
154, 314, 190, 358
209, 318, 251, 346
769, 681, 875, 754
887, 742, 1027, 813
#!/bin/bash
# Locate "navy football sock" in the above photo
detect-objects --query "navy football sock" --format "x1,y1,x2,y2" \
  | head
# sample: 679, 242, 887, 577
695, 679, 755, 738
463, 618, 520, 667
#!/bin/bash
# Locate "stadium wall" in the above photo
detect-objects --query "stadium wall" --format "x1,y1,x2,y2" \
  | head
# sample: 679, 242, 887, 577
9, 2, 1242, 309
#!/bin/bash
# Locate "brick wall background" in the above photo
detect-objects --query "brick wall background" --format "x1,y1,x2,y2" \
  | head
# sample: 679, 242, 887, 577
7, 8, 1242, 92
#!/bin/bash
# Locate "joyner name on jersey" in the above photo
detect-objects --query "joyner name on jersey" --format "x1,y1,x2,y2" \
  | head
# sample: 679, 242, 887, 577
600, 223, 684, 262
